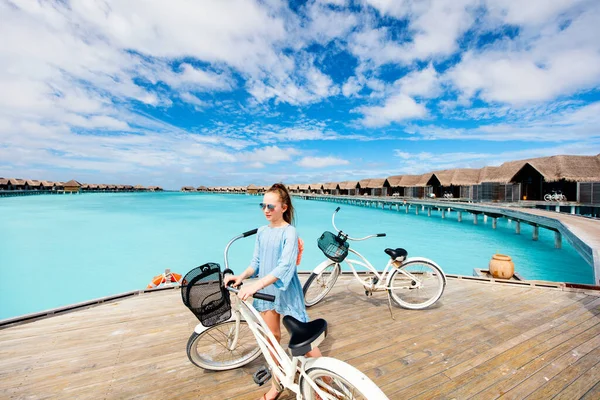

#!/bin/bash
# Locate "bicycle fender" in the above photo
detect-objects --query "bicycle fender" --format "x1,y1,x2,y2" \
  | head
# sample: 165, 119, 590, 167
300, 357, 389, 400
193, 314, 244, 334
311, 259, 338, 275
385, 256, 447, 286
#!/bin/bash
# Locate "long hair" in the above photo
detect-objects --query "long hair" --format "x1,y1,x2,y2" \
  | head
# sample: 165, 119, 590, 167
267, 183, 295, 225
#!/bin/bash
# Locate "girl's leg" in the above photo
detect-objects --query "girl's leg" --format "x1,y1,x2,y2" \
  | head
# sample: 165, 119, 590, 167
261, 310, 282, 400
305, 347, 322, 357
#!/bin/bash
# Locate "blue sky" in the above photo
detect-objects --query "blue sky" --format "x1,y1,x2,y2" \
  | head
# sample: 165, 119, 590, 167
1, 0, 599, 189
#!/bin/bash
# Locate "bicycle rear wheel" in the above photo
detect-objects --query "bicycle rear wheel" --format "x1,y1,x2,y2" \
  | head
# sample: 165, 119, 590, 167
300, 357, 388, 399
186, 320, 261, 370
388, 259, 446, 310
303, 262, 340, 307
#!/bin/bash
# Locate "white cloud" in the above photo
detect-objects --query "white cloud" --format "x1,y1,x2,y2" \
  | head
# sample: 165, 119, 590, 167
297, 156, 350, 168
403, 101, 600, 141
353, 0, 477, 65
238, 146, 300, 164
397, 64, 441, 98
447, 2, 600, 105
342, 76, 363, 97
358, 94, 428, 127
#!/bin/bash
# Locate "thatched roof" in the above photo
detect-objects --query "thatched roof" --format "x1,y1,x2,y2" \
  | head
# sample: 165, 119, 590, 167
0, 178, 8, 185
358, 179, 371, 187
247, 184, 259, 189
451, 169, 482, 186
323, 182, 340, 190
514, 154, 600, 183
338, 181, 359, 190
298, 184, 310, 190
64, 179, 82, 187
429, 170, 454, 186
309, 183, 324, 190
365, 178, 388, 189
394, 175, 423, 186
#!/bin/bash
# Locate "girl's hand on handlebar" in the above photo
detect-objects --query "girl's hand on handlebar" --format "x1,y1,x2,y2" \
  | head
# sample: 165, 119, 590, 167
224, 275, 243, 288
238, 283, 260, 301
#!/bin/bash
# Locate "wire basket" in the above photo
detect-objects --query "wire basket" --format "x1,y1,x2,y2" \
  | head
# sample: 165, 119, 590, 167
317, 231, 349, 263
181, 262, 231, 327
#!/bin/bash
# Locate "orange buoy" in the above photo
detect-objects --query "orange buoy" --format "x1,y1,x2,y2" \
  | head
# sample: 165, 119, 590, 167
147, 274, 166, 289
169, 273, 182, 283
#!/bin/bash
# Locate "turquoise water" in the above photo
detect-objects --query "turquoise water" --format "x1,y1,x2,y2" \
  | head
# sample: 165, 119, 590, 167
0, 193, 594, 320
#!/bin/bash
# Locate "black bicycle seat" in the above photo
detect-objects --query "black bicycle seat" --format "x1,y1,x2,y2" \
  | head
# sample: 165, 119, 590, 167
282, 316, 327, 357
385, 248, 408, 261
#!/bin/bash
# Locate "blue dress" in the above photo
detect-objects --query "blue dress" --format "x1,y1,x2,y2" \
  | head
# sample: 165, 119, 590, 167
250, 224, 310, 323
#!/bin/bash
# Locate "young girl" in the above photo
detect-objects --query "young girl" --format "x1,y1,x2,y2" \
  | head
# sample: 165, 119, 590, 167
224, 183, 322, 400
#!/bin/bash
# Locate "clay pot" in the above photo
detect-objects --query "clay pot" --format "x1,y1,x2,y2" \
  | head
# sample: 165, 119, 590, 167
489, 254, 514, 279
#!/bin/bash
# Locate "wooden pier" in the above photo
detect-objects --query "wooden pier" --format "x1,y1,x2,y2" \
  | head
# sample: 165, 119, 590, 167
1, 276, 599, 399
296, 194, 600, 285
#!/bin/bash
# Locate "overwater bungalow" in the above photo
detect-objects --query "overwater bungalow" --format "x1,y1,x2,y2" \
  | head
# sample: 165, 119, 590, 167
181, 186, 196, 192
309, 183, 324, 194
26, 180, 43, 190
394, 175, 427, 198
508, 154, 600, 202
322, 182, 340, 195
338, 180, 359, 196
298, 184, 310, 194
6, 178, 26, 190
41, 181, 55, 191
246, 184, 260, 194
0, 178, 8, 191
366, 178, 390, 196
64, 180, 82, 194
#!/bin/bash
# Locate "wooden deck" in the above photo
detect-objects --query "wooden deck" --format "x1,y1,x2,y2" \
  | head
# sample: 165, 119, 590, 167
1, 276, 599, 399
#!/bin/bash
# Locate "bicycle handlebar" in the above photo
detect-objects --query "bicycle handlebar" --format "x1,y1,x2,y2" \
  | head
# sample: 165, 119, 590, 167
242, 228, 258, 237
224, 228, 258, 271
225, 283, 275, 302
331, 207, 386, 241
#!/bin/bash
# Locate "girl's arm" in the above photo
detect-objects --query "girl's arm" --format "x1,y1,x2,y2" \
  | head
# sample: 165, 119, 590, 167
238, 274, 277, 301
223, 266, 255, 287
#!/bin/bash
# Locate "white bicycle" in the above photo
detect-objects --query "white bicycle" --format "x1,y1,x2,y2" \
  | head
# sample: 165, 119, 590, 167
303, 207, 446, 311
544, 191, 567, 202
182, 229, 389, 399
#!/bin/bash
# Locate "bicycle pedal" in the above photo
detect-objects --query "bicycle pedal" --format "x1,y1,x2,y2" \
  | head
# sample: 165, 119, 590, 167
253, 366, 272, 386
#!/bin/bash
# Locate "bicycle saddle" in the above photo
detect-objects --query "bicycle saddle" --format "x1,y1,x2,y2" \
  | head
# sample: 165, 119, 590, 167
282, 316, 327, 357
385, 248, 408, 262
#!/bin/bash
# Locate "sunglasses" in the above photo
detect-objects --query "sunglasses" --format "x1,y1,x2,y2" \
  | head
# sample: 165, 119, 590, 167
259, 203, 276, 211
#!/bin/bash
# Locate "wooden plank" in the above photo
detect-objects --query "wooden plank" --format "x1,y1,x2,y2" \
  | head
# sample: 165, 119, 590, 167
1, 277, 599, 400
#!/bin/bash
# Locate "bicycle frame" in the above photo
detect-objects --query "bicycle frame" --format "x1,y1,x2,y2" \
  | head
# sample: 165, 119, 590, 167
191, 290, 331, 399
314, 248, 446, 293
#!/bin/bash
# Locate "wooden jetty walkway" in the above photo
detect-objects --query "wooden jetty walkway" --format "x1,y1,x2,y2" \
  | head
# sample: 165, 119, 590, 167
1, 276, 599, 399
296, 194, 600, 285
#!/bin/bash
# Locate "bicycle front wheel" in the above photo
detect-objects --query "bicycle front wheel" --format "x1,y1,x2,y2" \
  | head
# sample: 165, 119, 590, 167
388, 259, 446, 310
186, 320, 261, 370
303, 262, 340, 307
300, 357, 388, 400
